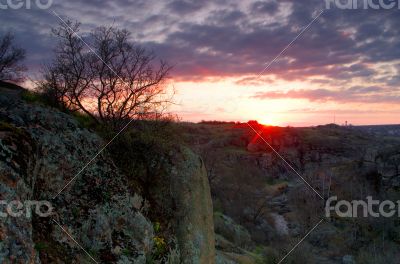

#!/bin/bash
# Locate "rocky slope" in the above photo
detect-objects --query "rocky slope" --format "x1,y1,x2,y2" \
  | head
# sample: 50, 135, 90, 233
181, 121, 400, 263
0, 84, 215, 263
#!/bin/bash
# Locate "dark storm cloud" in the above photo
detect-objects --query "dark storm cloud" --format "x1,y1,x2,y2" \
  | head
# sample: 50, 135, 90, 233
141, 1, 400, 88
1, 0, 400, 104
167, 0, 204, 14
251, 0, 279, 15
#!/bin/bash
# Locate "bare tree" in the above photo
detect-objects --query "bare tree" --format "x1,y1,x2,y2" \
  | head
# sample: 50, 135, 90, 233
0, 32, 26, 82
40, 20, 172, 130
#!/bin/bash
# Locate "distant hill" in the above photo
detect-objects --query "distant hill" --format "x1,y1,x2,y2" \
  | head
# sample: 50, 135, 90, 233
356, 124, 400, 137
0, 80, 24, 90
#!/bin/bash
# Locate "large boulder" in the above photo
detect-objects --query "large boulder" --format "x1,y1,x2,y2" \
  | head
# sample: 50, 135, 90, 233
154, 147, 216, 264
170, 148, 216, 263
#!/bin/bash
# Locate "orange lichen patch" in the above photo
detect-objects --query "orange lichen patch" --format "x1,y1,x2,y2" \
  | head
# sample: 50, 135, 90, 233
0, 224, 7, 240
0, 172, 18, 188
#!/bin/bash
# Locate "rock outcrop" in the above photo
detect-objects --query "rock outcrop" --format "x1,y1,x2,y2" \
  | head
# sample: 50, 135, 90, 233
0, 88, 154, 263
169, 148, 215, 264
0, 85, 216, 263
141, 146, 216, 263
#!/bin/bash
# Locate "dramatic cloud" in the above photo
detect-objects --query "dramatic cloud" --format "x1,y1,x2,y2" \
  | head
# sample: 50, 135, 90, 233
251, 86, 400, 104
1, 0, 400, 106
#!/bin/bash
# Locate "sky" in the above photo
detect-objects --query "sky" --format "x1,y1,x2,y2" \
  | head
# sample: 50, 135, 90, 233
1, 0, 400, 126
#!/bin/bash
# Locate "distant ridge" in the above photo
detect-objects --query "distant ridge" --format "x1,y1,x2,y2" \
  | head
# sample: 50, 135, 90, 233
0, 80, 24, 91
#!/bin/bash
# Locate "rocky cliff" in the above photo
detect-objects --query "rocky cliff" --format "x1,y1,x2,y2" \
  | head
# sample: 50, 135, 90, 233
0, 84, 215, 263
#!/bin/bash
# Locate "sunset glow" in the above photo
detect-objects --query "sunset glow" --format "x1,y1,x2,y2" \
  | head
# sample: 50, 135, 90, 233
3, 1, 400, 126
2, 1, 400, 263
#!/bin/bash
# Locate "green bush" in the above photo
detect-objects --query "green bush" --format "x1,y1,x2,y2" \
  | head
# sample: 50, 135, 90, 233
252, 244, 317, 264
72, 112, 100, 130
106, 119, 182, 189
21, 90, 44, 103
34, 242, 48, 252
254, 247, 280, 264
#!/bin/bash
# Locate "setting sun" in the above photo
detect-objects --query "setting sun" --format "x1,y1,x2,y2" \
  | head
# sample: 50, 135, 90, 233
259, 116, 277, 126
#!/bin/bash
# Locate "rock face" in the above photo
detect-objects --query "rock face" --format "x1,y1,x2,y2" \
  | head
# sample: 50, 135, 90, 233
0, 85, 217, 263
149, 147, 216, 263
0, 89, 154, 263
214, 214, 257, 264
0, 116, 40, 263
172, 148, 216, 264
214, 214, 252, 250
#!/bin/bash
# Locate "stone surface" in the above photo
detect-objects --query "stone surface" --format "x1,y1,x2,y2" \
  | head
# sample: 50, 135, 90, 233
0, 85, 218, 263
169, 147, 216, 264
0, 88, 154, 263
214, 213, 252, 250
342, 255, 355, 264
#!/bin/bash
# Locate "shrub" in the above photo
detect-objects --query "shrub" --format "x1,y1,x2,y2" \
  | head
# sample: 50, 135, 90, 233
21, 90, 48, 105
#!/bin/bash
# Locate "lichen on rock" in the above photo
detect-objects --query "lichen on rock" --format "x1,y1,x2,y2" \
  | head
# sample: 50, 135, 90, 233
0, 89, 154, 263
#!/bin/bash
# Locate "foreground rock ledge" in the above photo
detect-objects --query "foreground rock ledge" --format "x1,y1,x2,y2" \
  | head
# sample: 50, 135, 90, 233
0, 86, 215, 263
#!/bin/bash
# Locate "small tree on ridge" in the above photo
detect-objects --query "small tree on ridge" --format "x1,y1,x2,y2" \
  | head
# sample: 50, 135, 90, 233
40, 20, 172, 130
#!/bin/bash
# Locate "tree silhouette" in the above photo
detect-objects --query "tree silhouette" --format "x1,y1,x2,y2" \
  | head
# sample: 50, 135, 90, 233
0, 32, 26, 82
40, 20, 172, 130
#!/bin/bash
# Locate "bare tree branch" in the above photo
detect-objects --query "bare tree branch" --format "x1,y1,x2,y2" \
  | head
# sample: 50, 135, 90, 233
40, 21, 172, 131
0, 32, 26, 82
